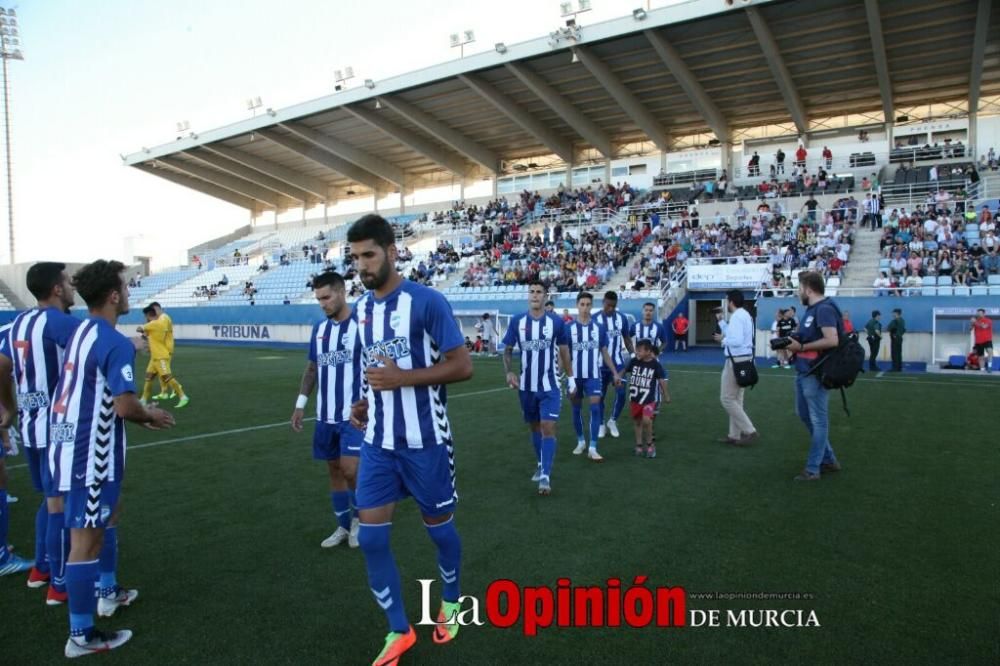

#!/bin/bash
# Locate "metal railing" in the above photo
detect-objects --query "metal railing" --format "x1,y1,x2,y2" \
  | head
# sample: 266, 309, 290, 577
733, 147, 973, 181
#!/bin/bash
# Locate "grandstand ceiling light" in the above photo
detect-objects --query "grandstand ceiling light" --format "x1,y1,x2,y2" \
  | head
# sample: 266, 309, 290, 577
364, 79, 375, 89
632, 8, 647, 20
494, 42, 507, 54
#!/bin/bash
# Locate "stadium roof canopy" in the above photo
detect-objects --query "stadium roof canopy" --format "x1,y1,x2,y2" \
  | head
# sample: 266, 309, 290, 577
123, 0, 999, 214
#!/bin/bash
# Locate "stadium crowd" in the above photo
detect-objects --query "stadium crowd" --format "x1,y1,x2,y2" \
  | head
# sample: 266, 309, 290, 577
874, 203, 998, 291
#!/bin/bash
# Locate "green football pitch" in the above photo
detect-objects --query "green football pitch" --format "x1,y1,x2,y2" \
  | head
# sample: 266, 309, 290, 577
1, 346, 996, 664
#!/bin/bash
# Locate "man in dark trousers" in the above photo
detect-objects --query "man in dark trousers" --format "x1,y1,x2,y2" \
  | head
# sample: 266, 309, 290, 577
864, 310, 882, 371
887, 308, 906, 371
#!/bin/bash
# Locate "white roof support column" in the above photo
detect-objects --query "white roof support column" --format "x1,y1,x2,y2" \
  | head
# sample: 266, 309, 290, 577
504, 62, 614, 158
863, 0, 894, 123
156, 156, 283, 208
257, 129, 395, 193
344, 105, 470, 178
181, 150, 313, 203
643, 30, 729, 143
201, 144, 330, 200
377, 96, 499, 173
458, 73, 575, 163
135, 164, 261, 210
571, 45, 670, 153
969, 0, 992, 118
745, 6, 808, 136
279, 121, 405, 188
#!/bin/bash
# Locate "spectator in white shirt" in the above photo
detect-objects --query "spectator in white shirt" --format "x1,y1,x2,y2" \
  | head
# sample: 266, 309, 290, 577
873, 272, 891, 297
712, 290, 758, 445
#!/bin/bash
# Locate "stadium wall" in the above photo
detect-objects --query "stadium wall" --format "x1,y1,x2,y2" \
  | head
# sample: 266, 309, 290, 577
73, 295, 1000, 365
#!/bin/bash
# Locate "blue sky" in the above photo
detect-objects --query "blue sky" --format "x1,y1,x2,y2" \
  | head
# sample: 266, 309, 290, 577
8, 0, 666, 269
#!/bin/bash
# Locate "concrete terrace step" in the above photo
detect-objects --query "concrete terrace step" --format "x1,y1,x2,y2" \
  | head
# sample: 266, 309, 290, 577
841, 227, 884, 288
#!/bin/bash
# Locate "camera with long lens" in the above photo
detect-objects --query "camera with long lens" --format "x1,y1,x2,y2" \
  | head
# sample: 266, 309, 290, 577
770, 336, 794, 351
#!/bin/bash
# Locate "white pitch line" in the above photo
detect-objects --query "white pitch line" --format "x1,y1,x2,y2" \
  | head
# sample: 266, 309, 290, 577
669, 367, 997, 388
2, 386, 510, 471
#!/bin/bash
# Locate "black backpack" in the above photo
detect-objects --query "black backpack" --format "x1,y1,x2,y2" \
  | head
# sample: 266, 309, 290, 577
809, 301, 865, 414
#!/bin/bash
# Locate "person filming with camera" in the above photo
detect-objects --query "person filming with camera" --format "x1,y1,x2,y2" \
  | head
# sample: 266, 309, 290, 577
772, 271, 843, 481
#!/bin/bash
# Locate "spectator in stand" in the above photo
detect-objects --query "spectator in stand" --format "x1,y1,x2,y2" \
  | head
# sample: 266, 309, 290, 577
822, 146, 832, 170
873, 271, 890, 297
749, 151, 760, 177
795, 144, 807, 169
671, 311, 689, 352
775, 148, 785, 174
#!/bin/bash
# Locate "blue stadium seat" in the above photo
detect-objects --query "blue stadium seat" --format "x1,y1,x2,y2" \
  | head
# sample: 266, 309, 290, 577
989, 275, 1000, 286
948, 355, 966, 368
971, 286, 989, 296
952, 286, 970, 296
921, 287, 937, 296
937, 276, 953, 286
921, 276, 936, 286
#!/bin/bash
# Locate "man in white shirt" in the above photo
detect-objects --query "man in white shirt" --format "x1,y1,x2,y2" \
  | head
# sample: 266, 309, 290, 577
712, 290, 759, 445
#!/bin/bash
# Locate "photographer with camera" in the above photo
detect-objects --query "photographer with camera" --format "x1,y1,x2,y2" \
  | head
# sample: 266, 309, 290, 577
712, 290, 758, 445
774, 271, 843, 481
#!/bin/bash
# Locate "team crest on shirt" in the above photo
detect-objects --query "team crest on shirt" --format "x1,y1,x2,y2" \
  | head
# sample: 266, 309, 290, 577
389, 312, 402, 331
121, 365, 133, 382
341, 333, 353, 347
804, 316, 814, 327
100, 504, 112, 523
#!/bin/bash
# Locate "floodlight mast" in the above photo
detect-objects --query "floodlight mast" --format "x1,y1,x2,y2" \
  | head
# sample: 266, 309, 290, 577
449, 29, 475, 58
0, 6, 22, 264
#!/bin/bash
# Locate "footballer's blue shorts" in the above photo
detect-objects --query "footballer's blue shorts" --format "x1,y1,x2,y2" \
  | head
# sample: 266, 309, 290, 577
572, 377, 603, 398
25, 446, 59, 497
313, 421, 363, 461
519, 389, 561, 423
356, 442, 457, 518
65, 481, 121, 530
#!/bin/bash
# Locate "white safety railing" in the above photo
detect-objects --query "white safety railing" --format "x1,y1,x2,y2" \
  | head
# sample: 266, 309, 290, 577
733, 147, 973, 181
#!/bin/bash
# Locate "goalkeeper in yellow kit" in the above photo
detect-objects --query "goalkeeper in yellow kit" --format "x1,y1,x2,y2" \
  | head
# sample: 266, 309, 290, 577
138, 304, 189, 408
150, 302, 175, 399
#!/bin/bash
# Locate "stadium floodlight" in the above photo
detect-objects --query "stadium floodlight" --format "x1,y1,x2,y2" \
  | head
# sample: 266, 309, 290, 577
450, 29, 475, 58
0, 5, 22, 264
561, 0, 591, 18
176, 120, 191, 134
495, 42, 507, 54
246, 96, 263, 116
334, 67, 354, 91
632, 8, 647, 20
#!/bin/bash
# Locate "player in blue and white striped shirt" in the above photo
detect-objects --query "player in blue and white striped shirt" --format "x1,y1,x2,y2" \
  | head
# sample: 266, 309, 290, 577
632, 302, 668, 352
630, 301, 670, 446
50, 260, 174, 659
566, 291, 620, 461
347, 215, 473, 664
502, 280, 570, 495
0, 262, 80, 597
594, 291, 634, 439
291, 271, 363, 549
